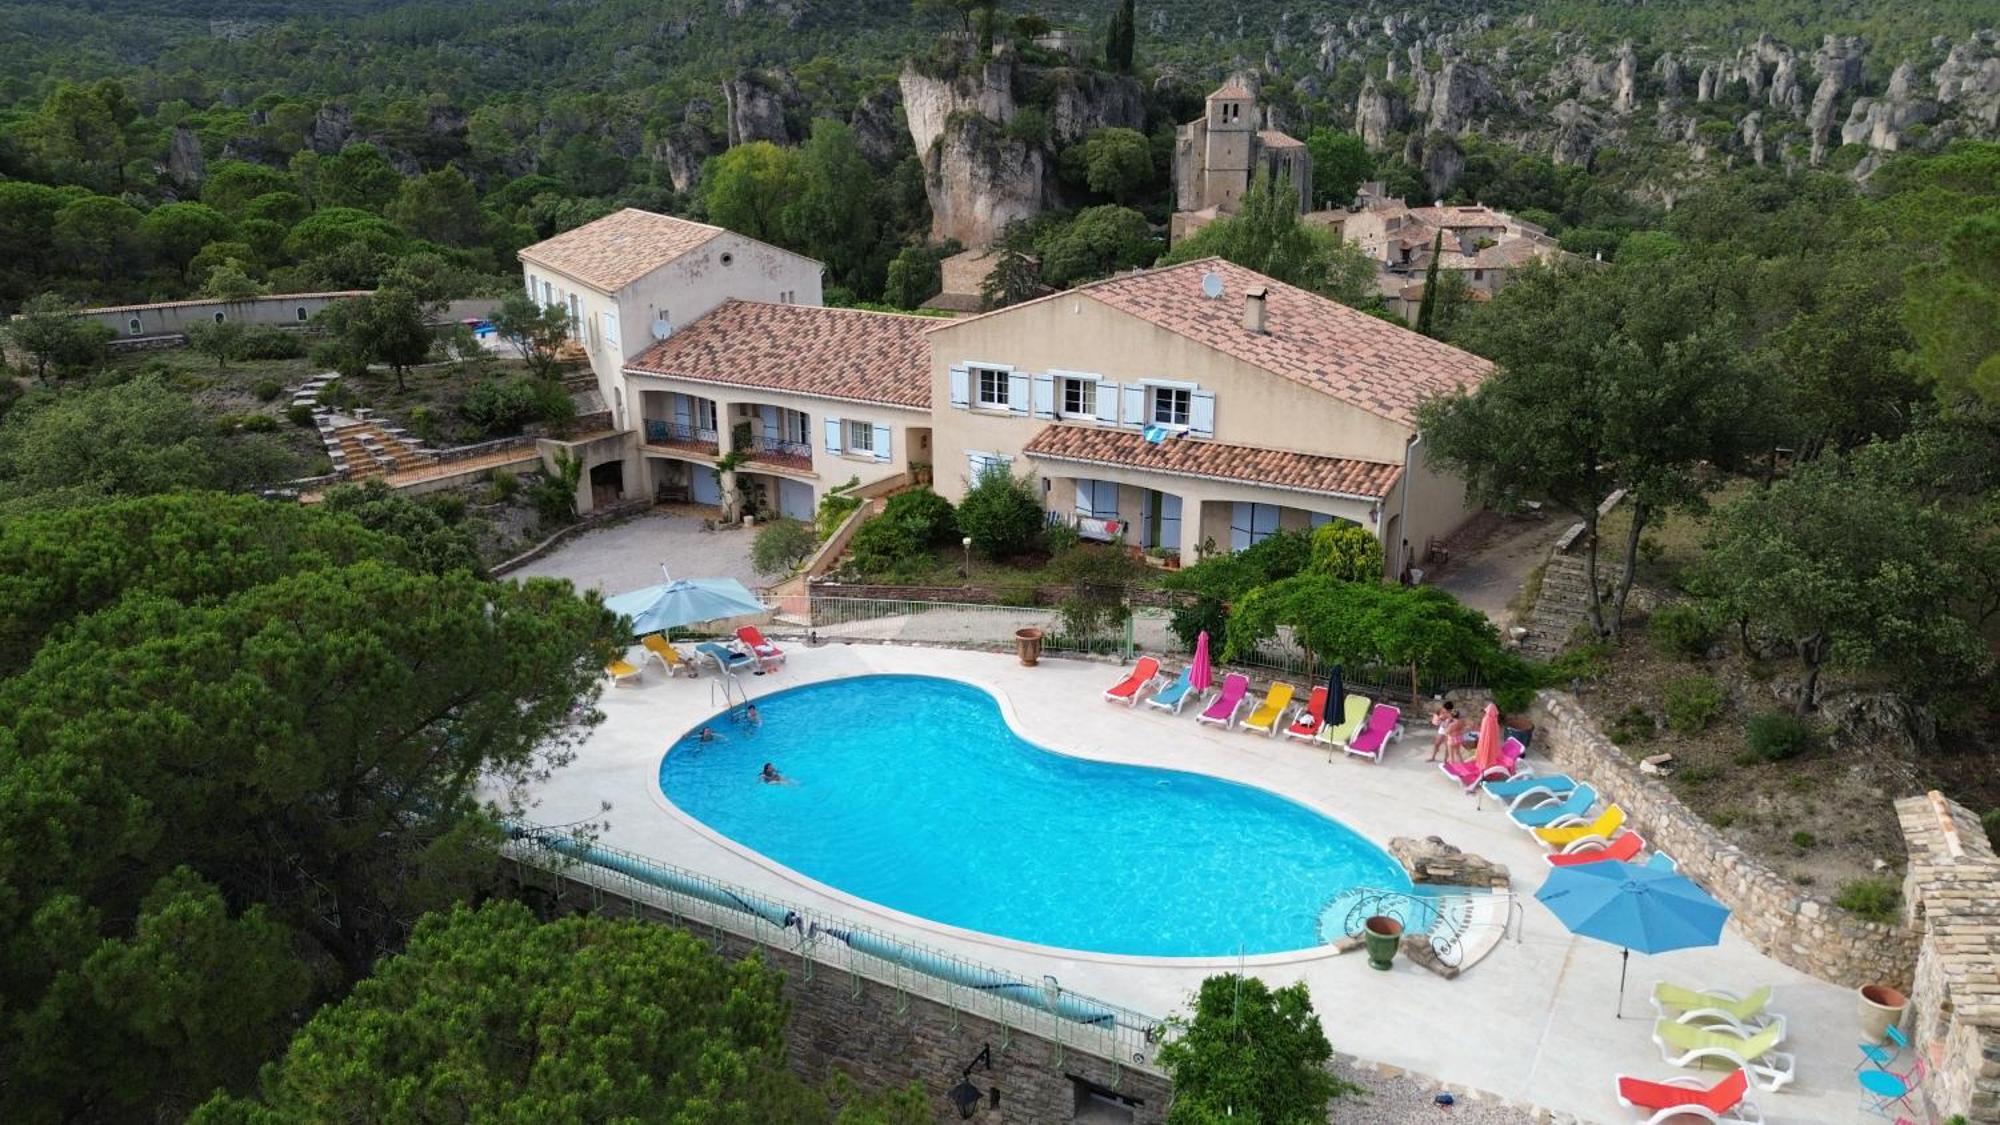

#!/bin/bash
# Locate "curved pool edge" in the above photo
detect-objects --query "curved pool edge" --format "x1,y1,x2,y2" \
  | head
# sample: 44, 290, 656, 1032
645, 669, 1405, 969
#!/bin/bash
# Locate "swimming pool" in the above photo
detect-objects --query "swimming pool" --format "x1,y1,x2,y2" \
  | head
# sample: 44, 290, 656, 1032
659, 675, 1411, 956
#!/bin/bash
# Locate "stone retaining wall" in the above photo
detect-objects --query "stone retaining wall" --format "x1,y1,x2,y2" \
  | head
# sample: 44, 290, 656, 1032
810, 580, 1183, 609
1534, 692, 1920, 989
510, 863, 1171, 1124
1898, 792, 2000, 1124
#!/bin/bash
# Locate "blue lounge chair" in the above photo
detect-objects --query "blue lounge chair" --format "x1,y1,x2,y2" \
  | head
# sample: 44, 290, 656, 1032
697, 641, 756, 674
1145, 667, 1197, 714
1647, 851, 1681, 873
1483, 771, 1572, 802
1510, 784, 1597, 830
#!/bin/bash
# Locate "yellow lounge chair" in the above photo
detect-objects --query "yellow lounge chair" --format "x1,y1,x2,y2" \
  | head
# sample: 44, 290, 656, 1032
605, 659, 641, 687
641, 633, 693, 677
1533, 804, 1626, 849
1241, 682, 1296, 737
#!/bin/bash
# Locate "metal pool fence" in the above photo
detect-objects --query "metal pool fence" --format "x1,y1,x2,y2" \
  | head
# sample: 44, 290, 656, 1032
501, 824, 1170, 1071
770, 595, 1482, 701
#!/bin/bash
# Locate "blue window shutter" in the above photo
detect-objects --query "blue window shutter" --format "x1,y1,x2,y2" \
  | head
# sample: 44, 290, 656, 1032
1031, 373, 1055, 419
672, 395, 691, 427
1008, 370, 1030, 413
1095, 381, 1121, 424
966, 450, 986, 480
1121, 384, 1146, 428
949, 365, 970, 409
1190, 390, 1216, 438
824, 417, 843, 454
872, 423, 891, 463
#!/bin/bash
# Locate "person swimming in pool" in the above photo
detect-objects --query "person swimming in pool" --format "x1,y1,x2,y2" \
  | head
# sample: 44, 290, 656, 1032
744, 703, 761, 727
760, 762, 790, 784
698, 726, 718, 742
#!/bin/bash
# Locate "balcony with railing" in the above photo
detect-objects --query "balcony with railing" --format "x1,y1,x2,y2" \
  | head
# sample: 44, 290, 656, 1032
742, 432, 813, 472
642, 418, 719, 457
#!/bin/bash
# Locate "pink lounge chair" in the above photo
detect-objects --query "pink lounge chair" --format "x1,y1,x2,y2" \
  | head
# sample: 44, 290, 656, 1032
1195, 673, 1250, 729
1102, 657, 1161, 707
1546, 830, 1648, 867
1614, 1068, 1760, 1124
1439, 736, 1527, 791
1343, 704, 1403, 763
735, 625, 786, 669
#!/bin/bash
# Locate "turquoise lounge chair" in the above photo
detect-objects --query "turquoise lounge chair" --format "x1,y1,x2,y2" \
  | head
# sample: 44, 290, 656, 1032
1509, 783, 1597, 829
697, 641, 756, 674
1483, 771, 1572, 802
1145, 667, 1197, 714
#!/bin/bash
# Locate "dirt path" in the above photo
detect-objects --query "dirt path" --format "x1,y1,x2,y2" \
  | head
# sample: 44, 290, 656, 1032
1428, 513, 1569, 631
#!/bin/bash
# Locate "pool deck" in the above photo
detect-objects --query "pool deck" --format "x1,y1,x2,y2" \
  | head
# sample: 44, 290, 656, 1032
512, 643, 1871, 1125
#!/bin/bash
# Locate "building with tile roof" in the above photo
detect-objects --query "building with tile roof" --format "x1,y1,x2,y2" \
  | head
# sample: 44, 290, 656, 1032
1339, 185, 1570, 322
924, 257, 1491, 577
1172, 78, 1311, 241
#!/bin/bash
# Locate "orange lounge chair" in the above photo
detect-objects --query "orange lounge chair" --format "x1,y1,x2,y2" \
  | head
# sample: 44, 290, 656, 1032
1546, 831, 1648, 867
735, 625, 786, 669
1613, 1068, 1760, 1124
1102, 657, 1162, 707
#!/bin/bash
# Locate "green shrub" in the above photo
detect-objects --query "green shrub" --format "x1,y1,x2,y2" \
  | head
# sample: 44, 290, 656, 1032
955, 464, 1044, 559
238, 413, 278, 434
1662, 675, 1724, 734
845, 515, 928, 578
1742, 711, 1815, 763
1791, 831, 1817, 849
815, 481, 864, 538
251, 378, 284, 402
1043, 520, 1080, 558
408, 404, 442, 446
1157, 975, 1359, 1121
879, 488, 957, 546
751, 518, 817, 576
287, 403, 317, 427
1648, 604, 1716, 660
1541, 642, 1612, 684
1984, 809, 2000, 850
461, 375, 568, 437
235, 325, 305, 360
1491, 683, 1535, 714
424, 491, 468, 523
1168, 595, 1228, 650
487, 469, 520, 501
1608, 704, 1656, 744
1835, 878, 1901, 924
1306, 521, 1383, 581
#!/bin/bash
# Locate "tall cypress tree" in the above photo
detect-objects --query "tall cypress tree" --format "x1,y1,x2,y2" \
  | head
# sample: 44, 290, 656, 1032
1107, 0, 1136, 73
1415, 230, 1444, 336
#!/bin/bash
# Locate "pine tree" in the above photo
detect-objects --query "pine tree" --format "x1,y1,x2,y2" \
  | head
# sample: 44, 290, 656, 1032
1415, 230, 1444, 336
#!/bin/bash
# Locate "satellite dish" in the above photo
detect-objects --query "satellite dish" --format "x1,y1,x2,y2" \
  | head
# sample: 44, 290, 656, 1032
650, 318, 672, 340
1200, 271, 1224, 300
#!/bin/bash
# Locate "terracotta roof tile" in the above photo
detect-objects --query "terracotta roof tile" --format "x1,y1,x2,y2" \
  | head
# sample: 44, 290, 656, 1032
1210, 77, 1255, 99
1257, 128, 1305, 149
1074, 259, 1492, 425
624, 300, 932, 410
518, 209, 731, 292
1022, 425, 1402, 500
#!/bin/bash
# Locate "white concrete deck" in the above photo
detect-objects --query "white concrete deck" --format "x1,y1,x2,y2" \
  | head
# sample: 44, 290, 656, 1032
513, 643, 1873, 1125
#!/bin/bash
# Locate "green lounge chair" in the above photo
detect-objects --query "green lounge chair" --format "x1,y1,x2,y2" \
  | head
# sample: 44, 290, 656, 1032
1651, 983, 1783, 1037
1653, 1018, 1795, 1092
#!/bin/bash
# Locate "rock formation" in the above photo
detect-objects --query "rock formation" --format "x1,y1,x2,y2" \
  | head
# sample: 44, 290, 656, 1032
1738, 110, 1766, 166
1427, 59, 1493, 135
723, 70, 801, 146
1355, 74, 1409, 148
850, 87, 905, 168
1613, 43, 1639, 114
166, 125, 205, 190
1420, 132, 1465, 197
1655, 52, 1684, 103
920, 112, 1048, 246
310, 104, 356, 154
1697, 65, 1717, 103
1550, 100, 1601, 167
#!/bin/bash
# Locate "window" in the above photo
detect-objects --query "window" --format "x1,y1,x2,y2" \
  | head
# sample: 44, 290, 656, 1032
540, 280, 552, 305
846, 420, 874, 454
567, 293, 581, 333
527, 273, 538, 298
1473, 268, 1485, 281
600, 309, 619, 350
695, 398, 717, 432
295, 306, 309, 322
1230, 502, 1282, 550
213, 311, 226, 324
127, 317, 142, 336
1060, 377, 1096, 418
975, 366, 1008, 407
1075, 478, 1119, 518
1152, 386, 1191, 427
782, 409, 810, 446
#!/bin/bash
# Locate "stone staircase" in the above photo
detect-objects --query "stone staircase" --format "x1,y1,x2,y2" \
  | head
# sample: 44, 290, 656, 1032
292, 374, 438, 481
1517, 554, 1621, 660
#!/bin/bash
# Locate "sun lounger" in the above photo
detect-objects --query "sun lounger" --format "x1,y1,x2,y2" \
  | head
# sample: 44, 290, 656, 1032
1241, 682, 1296, 736
1648, 851, 1681, 873
1440, 736, 1526, 791
1314, 694, 1372, 752
605, 659, 640, 686
1532, 804, 1626, 849
1145, 666, 1197, 714
1652, 985, 1782, 1036
697, 642, 756, 674
1653, 1019, 1795, 1092
1195, 673, 1249, 729
1509, 784, 1597, 828
1283, 686, 1330, 742
1486, 772, 1575, 811
1344, 704, 1403, 763
1545, 830, 1647, 867
641, 634, 694, 677
1614, 1069, 1762, 1125
1103, 657, 1162, 707
735, 625, 786, 669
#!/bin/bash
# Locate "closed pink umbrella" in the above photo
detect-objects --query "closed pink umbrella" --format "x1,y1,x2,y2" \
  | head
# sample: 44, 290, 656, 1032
1474, 702, 1502, 773
1189, 630, 1214, 694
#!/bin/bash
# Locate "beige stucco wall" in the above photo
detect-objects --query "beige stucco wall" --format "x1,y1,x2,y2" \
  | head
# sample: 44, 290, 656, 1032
522, 231, 823, 434
1041, 465, 1374, 562
80, 292, 368, 338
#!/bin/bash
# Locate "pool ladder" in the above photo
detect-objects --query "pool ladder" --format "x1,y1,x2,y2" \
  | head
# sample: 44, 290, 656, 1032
709, 669, 750, 723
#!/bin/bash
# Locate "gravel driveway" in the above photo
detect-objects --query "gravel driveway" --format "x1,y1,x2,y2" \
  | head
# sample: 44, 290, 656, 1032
507, 510, 762, 596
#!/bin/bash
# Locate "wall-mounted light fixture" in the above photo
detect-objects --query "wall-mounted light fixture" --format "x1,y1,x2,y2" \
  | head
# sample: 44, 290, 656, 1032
947, 1044, 998, 1119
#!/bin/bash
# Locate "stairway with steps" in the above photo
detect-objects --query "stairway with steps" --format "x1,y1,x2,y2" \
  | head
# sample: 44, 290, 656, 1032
292, 374, 439, 481
1517, 554, 1622, 660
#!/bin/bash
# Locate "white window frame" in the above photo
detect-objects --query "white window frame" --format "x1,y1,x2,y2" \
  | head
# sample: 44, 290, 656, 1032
973, 365, 1010, 409
1058, 375, 1097, 419
127, 317, 142, 335
846, 419, 875, 454
695, 398, 717, 432
1151, 386, 1192, 428
781, 408, 811, 446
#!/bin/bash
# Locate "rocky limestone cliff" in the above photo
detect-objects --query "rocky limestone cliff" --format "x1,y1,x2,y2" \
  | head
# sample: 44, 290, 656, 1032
166, 125, 205, 189
724, 70, 803, 146
921, 112, 1049, 246
850, 87, 905, 168
1355, 74, 1409, 148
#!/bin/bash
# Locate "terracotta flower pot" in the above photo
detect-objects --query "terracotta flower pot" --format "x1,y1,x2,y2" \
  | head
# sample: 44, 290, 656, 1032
1015, 627, 1043, 667
1857, 983, 1907, 1043
1363, 915, 1404, 971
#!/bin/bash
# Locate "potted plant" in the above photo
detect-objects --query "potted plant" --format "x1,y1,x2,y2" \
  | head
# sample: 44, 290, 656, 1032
1362, 915, 1403, 971
1015, 627, 1044, 666
1857, 983, 1908, 1043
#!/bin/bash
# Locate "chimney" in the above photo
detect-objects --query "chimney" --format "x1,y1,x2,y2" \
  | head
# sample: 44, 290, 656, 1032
1241, 286, 1268, 334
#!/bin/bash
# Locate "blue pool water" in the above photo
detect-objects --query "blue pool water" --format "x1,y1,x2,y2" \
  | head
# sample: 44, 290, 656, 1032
659, 675, 1410, 956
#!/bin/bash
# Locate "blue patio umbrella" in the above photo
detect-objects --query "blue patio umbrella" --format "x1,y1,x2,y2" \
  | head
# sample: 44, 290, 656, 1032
1536, 860, 1730, 1018
603, 577, 766, 638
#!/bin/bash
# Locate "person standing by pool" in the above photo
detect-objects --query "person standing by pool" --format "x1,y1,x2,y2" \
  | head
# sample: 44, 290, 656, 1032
1427, 700, 1464, 762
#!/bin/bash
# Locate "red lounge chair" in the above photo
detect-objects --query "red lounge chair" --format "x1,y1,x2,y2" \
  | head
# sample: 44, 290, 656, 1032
735, 625, 786, 669
1546, 830, 1648, 867
1284, 686, 1329, 741
1101, 657, 1161, 707
1614, 1068, 1760, 1124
